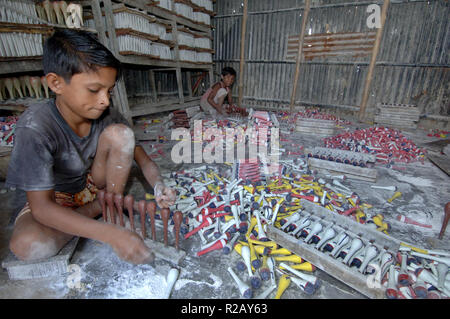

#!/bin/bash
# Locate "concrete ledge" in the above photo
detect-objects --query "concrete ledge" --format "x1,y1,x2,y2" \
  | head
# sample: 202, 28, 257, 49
1, 237, 79, 281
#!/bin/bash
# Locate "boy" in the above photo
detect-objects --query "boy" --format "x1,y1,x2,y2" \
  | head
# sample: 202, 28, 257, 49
200, 67, 236, 116
6, 29, 176, 265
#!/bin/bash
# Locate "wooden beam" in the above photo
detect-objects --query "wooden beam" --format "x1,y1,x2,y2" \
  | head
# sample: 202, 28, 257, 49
358, 0, 390, 122
102, 0, 132, 123
237, 0, 248, 108
289, 0, 310, 113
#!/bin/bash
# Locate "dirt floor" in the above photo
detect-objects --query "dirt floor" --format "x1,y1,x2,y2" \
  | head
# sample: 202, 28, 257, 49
0, 110, 448, 299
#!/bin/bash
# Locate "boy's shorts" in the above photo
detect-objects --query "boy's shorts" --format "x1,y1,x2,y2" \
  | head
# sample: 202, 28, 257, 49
14, 174, 98, 225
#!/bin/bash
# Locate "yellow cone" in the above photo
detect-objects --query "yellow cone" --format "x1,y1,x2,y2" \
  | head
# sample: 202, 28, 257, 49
274, 254, 303, 263
280, 261, 315, 272
269, 247, 292, 256
387, 191, 402, 203
247, 238, 278, 249
274, 274, 291, 299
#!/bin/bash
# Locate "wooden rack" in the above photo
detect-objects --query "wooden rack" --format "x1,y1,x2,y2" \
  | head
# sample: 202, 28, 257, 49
0, 0, 215, 122
83, 0, 215, 121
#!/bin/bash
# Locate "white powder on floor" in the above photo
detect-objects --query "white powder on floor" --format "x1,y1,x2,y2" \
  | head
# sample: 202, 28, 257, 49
174, 272, 223, 290
101, 265, 166, 299
389, 170, 434, 188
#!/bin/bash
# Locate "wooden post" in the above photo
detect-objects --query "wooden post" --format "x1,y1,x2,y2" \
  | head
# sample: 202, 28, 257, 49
149, 70, 157, 102
237, 0, 248, 108
358, 0, 390, 122
289, 0, 310, 113
171, 21, 185, 104
102, 0, 131, 123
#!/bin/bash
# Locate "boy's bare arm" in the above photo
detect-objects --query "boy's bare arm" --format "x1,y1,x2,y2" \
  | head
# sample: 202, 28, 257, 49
27, 190, 154, 264
207, 84, 225, 114
207, 84, 220, 108
134, 146, 163, 188
227, 90, 233, 105
134, 146, 176, 208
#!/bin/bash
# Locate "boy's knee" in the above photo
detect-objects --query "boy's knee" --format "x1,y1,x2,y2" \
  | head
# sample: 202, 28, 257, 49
9, 233, 59, 261
101, 124, 135, 154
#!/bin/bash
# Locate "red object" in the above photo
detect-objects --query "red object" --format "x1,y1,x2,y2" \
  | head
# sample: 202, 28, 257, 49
172, 211, 183, 251
438, 202, 450, 240
146, 201, 157, 240
290, 193, 319, 202
161, 208, 170, 246
184, 217, 213, 239
97, 189, 107, 223
105, 192, 116, 224
197, 239, 227, 257
138, 200, 147, 239
113, 193, 125, 227
396, 214, 432, 228
341, 206, 359, 217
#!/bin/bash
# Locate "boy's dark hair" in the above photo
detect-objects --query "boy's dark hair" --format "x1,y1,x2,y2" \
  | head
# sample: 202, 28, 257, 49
221, 67, 236, 77
43, 28, 122, 82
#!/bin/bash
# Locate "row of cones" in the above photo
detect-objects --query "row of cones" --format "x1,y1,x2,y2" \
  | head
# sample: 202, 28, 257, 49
96, 190, 183, 250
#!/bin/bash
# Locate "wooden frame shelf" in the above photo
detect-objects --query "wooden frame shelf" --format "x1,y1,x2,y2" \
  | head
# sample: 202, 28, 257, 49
121, 0, 212, 33
89, 0, 214, 120
0, 58, 43, 75
130, 97, 202, 117
119, 54, 212, 69
173, 0, 215, 16
1, 0, 214, 122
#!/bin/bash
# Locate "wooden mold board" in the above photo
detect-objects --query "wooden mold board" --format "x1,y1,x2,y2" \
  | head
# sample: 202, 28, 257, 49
266, 199, 402, 299
426, 153, 450, 176
296, 119, 336, 129
1, 237, 79, 280
295, 126, 337, 136
308, 157, 377, 182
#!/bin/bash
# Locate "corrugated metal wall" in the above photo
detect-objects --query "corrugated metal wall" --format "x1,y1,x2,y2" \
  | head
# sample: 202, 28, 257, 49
212, 0, 449, 116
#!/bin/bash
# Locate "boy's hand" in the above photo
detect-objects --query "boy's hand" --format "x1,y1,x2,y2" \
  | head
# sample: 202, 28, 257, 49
109, 226, 155, 264
154, 182, 176, 208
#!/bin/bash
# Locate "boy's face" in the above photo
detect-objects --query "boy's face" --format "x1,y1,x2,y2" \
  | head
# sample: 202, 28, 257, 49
51, 66, 117, 120
222, 74, 235, 87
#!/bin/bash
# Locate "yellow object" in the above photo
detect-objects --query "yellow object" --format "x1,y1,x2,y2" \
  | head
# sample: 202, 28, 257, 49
274, 274, 291, 299
248, 240, 259, 270
256, 185, 266, 192
234, 242, 244, 256
261, 255, 269, 270
377, 223, 389, 235
400, 242, 428, 254
372, 213, 384, 226
355, 210, 365, 223
248, 239, 278, 250
145, 193, 155, 200
348, 198, 356, 207
213, 173, 223, 182
281, 262, 315, 272
245, 216, 258, 238
372, 213, 389, 234
253, 245, 268, 255
274, 254, 303, 263
387, 191, 402, 203
223, 215, 235, 222
268, 247, 292, 256
244, 185, 254, 194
